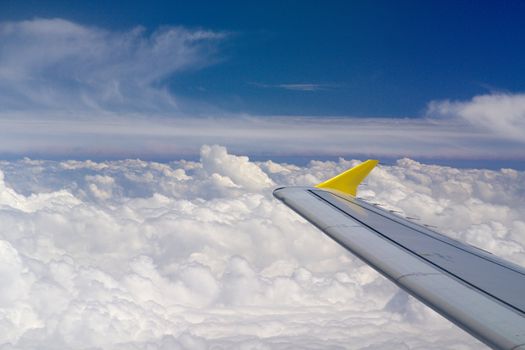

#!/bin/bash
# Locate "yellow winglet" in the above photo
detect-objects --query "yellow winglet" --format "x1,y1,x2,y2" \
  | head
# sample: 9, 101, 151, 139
315, 159, 378, 196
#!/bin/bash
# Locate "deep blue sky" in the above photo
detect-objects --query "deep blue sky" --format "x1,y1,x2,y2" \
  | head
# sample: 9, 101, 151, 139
2, 0, 525, 117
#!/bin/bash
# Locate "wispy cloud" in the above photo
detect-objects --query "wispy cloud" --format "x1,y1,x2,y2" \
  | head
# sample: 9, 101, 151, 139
0, 18, 227, 114
0, 19, 523, 161
250, 82, 334, 91
0, 112, 522, 159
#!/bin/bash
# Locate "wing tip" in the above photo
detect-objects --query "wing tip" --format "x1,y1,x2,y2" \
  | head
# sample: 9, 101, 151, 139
315, 159, 378, 196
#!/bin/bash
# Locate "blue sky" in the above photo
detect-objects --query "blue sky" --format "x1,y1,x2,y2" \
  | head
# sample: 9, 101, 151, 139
0, 1, 524, 165
3, 0, 525, 116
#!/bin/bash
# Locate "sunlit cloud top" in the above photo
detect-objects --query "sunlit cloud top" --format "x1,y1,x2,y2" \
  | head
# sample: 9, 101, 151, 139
0, 144, 524, 348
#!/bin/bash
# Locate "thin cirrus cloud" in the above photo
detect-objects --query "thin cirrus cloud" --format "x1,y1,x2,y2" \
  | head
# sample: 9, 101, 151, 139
250, 82, 334, 91
0, 18, 523, 161
0, 112, 522, 160
0, 18, 227, 113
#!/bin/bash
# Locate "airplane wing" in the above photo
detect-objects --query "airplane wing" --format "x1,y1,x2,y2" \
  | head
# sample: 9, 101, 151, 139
273, 160, 525, 350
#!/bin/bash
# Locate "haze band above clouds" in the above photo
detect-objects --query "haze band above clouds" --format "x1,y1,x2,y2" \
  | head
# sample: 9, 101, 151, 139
3, 144, 525, 349
0, 18, 524, 159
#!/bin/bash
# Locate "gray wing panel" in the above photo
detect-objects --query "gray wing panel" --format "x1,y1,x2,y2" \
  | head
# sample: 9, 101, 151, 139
312, 189, 525, 314
274, 186, 525, 350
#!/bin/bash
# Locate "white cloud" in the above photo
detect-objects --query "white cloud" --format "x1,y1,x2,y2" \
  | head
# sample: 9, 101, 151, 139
0, 145, 523, 348
0, 18, 226, 113
251, 82, 332, 91
0, 113, 523, 160
427, 93, 525, 141
0, 19, 523, 160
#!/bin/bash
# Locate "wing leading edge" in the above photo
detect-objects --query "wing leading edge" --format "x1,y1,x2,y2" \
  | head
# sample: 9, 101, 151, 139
273, 161, 525, 350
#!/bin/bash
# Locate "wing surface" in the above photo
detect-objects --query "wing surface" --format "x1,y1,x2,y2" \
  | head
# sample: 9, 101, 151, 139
273, 162, 525, 350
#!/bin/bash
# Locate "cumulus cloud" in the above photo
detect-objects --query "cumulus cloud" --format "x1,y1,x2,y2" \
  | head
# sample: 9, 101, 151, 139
0, 145, 523, 348
0, 18, 226, 113
427, 93, 525, 142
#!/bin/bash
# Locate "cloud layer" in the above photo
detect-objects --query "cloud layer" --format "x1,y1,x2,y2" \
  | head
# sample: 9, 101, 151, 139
0, 18, 524, 160
0, 113, 522, 160
1, 145, 524, 349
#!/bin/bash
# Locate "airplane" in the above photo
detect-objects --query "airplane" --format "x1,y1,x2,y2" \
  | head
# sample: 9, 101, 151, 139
273, 160, 525, 350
